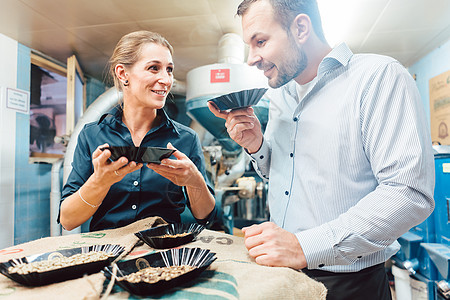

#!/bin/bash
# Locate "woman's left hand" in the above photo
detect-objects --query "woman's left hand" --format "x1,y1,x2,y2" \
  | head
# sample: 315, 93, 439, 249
147, 143, 203, 187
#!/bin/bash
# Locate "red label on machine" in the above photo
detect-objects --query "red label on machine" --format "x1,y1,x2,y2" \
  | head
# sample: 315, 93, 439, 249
210, 69, 230, 83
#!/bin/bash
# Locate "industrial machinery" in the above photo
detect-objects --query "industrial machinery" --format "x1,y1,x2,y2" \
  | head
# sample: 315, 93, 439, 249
422, 147, 450, 299
393, 145, 450, 299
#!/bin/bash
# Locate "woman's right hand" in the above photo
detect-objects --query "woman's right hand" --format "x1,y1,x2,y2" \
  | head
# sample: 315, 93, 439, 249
91, 143, 143, 185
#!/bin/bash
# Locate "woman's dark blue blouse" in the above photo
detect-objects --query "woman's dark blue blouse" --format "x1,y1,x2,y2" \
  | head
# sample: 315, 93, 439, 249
60, 106, 215, 231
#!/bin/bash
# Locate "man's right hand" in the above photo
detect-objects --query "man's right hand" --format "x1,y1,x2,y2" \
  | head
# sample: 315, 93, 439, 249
207, 102, 263, 154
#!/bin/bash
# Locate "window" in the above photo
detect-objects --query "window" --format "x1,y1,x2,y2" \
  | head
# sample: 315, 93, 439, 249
29, 53, 67, 162
29, 53, 85, 163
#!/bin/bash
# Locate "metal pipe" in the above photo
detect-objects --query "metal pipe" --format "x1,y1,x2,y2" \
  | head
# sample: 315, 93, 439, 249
217, 151, 248, 188
171, 79, 186, 95
50, 158, 63, 236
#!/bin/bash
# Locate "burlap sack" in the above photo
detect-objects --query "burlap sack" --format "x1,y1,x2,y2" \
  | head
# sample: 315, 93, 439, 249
0, 273, 104, 300
0, 217, 165, 300
0, 217, 327, 299
194, 230, 327, 299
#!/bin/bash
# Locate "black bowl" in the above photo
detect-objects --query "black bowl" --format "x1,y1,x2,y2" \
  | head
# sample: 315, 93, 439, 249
103, 247, 216, 296
0, 244, 124, 286
135, 223, 205, 249
101, 146, 175, 164
208, 87, 268, 111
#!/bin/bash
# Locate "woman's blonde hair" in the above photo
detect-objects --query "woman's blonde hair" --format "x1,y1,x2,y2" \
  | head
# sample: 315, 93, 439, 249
108, 30, 173, 90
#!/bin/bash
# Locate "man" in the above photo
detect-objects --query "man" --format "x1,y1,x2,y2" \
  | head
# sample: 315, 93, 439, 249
208, 0, 435, 299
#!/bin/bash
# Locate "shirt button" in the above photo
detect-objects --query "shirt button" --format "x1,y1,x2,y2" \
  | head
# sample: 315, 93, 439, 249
357, 256, 362, 259
293, 117, 298, 122
285, 191, 289, 195
318, 263, 325, 268
133, 181, 139, 186
132, 205, 137, 210
290, 153, 293, 157
259, 155, 264, 159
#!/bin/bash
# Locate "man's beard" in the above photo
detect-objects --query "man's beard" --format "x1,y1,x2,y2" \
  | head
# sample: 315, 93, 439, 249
269, 37, 307, 88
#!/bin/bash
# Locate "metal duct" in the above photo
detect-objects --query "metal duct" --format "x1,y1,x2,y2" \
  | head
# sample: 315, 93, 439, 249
217, 33, 245, 64
171, 79, 186, 95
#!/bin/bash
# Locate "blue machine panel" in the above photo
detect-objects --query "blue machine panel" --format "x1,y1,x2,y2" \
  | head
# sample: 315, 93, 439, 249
418, 151, 450, 299
394, 151, 450, 286
434, 154, 450, 246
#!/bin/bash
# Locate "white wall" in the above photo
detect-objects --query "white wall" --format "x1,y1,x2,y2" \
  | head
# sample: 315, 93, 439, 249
0, 33, 17, 249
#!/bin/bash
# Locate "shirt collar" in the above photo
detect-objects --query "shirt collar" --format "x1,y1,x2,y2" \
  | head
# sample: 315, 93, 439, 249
317, 42, 353, 78
98, 106, 180, 136
160, 108, 180, 135
281, 43, 353, 99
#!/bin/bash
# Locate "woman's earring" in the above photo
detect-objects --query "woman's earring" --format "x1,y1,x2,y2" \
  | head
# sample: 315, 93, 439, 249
124, 80, 129, 86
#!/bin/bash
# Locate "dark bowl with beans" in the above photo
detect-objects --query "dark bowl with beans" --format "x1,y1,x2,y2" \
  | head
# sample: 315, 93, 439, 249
135, 223, 205, 249
0, 244, 125, 286
104, 247, 216, 296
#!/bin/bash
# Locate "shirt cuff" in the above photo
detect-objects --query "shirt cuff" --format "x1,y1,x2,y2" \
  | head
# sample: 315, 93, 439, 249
194, 203, 217, 226
246, 140, 270, 180
295, 224, 336, 269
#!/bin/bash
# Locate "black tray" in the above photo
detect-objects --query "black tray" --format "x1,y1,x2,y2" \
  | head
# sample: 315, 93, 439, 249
135, 223, 205, 249
208, 87, 268, 111
0, 244, 124, 286
104, 247, 216, 296
102, 146, 175, 164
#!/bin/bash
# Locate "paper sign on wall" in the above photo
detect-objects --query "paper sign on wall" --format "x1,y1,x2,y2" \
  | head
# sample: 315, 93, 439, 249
6, 87, 29, 113
429, 70, 450, 145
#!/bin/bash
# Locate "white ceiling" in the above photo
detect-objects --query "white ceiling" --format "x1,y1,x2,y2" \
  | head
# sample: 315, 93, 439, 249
1, 0, 449, 83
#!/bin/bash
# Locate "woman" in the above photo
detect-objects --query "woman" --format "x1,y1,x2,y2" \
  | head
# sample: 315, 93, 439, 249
59, 31, 216, 231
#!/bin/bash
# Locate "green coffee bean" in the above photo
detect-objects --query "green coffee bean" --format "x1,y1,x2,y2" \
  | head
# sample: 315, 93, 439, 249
8, 251, 114, 274
118, 265, 196, 283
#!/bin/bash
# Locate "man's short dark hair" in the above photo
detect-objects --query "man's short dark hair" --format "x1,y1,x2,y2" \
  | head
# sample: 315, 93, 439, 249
237, 0, 327, 43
